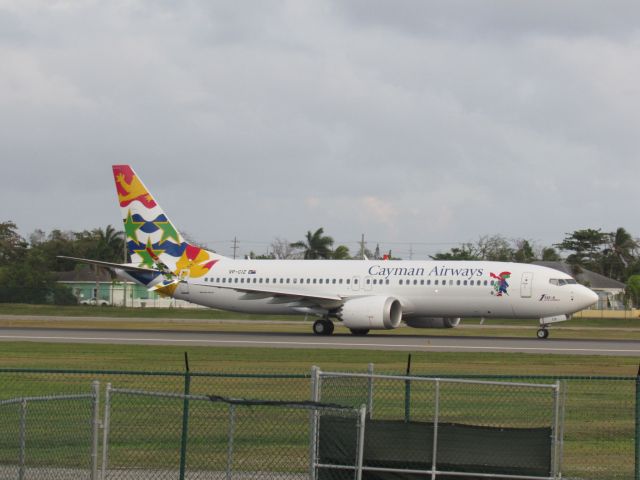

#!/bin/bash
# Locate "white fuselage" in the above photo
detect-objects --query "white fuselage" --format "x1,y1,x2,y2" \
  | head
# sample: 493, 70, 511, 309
159, 259, 597, 320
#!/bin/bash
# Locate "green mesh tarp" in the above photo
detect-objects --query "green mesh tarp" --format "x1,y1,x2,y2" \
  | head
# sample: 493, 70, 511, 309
318, 416, 551, 480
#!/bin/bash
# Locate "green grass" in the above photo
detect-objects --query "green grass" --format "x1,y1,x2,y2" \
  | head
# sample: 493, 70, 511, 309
0, 340, 637, 376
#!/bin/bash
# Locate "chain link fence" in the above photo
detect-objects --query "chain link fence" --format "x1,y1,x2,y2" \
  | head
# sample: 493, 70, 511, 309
0, 367, 637, 479
314, 368, 564, 479
0, 382, 100, 480
101, 386, 363, 480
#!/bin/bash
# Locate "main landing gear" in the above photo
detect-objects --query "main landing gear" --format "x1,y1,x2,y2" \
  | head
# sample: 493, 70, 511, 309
536, 328, 549, 339
313, 318, 334, 336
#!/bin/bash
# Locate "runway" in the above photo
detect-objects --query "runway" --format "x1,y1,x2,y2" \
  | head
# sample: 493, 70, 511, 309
0, 327, 638, 356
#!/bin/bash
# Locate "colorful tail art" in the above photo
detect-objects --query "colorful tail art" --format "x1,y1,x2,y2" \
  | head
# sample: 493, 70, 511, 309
112, 165, 224, 284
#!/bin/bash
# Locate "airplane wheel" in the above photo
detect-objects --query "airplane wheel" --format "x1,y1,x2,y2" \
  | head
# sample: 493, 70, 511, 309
313, 319, 334, 336
326, 321, 334, 335
350, 329, 370, 336
537, 328, 549, 339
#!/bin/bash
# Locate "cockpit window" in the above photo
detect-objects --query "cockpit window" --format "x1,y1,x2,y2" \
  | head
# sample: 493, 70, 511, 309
549, 278, 577, 286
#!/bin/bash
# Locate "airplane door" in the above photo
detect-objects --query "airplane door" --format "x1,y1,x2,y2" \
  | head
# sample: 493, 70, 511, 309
179, 269, 190, 295
351, 276, 360, 291
520, 272, 533, 298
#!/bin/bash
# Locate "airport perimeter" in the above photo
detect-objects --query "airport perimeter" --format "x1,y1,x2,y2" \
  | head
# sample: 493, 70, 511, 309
0, 365, 637, 479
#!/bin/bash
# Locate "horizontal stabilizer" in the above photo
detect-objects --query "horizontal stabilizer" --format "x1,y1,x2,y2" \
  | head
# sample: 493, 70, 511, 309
57, 256, 161, 274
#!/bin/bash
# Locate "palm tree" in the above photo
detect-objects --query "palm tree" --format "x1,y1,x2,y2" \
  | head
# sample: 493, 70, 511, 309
332, 245, 351, 260
290, 228, 334, 259
93, 225, 125, 262
603, 227, 639, 281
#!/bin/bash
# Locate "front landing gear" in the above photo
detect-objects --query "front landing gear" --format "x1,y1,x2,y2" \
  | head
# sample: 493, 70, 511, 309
537, 314, 569, 339
313, 318, 334, 336
536, 328, 549, 339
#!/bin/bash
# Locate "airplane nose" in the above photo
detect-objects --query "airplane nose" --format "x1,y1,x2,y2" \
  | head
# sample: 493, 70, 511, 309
580, 287, 599, 308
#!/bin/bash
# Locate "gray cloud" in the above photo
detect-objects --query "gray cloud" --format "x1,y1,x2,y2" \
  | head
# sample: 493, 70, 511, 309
1, 1, 639, 258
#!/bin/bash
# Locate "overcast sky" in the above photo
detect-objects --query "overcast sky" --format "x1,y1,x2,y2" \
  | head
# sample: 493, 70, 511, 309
1, 1, 639, 258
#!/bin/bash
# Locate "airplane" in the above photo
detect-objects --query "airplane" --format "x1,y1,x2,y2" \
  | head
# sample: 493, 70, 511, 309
61, 165, 598, 339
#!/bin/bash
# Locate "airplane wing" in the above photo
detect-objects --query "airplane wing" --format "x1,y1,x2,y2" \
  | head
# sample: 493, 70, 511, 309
193, 282, 345, 310
56, 256, 162, 274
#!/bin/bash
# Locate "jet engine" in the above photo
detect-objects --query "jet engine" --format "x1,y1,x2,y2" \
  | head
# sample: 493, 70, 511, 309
404, 317, 461, 329
338, 296, 402, 330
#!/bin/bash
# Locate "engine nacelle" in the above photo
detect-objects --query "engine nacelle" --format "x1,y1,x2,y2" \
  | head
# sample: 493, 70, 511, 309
405, 317, 461, 329
339, 296, 402, 330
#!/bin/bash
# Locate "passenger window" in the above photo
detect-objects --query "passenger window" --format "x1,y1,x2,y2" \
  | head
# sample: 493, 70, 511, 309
399, 279, 403, 285
265, 279, 270, 284
313, 279, 317, 284
427, 280, 431, 285
339, 279, 343, 284
464, 280, 468, 285
366, 279, 370, 285
346, 279, 350, 284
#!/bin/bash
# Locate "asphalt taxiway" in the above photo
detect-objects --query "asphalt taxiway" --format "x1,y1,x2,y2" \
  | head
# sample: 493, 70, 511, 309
0, 327, 638, 356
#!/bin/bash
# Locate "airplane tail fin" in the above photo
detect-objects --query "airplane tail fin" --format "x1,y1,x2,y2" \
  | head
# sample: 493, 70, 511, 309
112, 165, 226, 278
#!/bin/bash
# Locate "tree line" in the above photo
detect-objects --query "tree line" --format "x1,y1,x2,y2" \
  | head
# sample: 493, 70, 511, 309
2, 221, 640, 305
0, 221, 123, 304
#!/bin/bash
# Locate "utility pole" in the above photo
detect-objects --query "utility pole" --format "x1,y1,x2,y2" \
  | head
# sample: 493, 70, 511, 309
232, 236, 239, 259
409, 244, 414, 260
359, 234, 366, 260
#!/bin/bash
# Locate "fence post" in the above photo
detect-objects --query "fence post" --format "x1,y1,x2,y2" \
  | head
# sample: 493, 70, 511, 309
367, 363, 374, 419
101, 383, 112, 480
356, 405, 367, 480
18, 398, 27, 480
404, 354, 412, 423
226, 404, 236, 480
635, 368, 640, 480
431, 379, 440, 480
179, 354, 191, 480
90, 381, 100, 480
309, 366, 320, 480
551, 380, 560, 478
